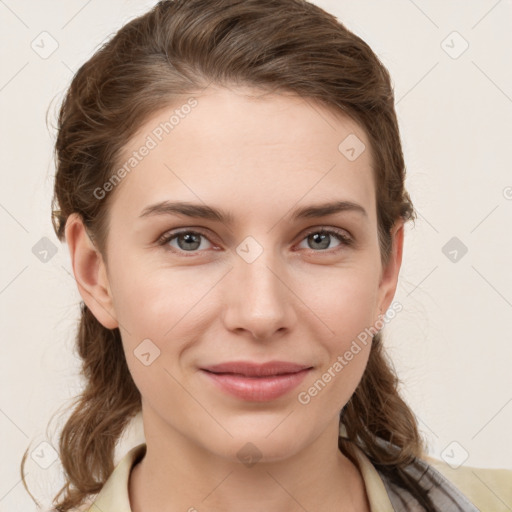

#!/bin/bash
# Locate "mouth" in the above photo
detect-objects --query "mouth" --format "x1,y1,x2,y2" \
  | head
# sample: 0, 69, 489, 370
201, 360, 312, 377
200, 361, 313, 401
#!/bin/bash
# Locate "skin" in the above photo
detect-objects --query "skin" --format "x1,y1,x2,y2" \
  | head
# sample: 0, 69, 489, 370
65, 84, 404, 512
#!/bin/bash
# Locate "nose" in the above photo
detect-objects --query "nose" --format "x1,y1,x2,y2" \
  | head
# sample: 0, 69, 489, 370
221, 250, 296, 341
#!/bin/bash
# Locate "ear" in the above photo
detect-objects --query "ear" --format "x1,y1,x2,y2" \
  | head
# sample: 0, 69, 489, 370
64, 213, 119, 329
375, 219, 405, 318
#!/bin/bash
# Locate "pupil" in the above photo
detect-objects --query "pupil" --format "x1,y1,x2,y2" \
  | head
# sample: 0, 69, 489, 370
180, 233, 200, 250
311, 232, 329, 250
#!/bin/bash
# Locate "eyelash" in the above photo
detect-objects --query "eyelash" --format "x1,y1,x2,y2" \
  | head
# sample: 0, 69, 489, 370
155, 227, 353, 256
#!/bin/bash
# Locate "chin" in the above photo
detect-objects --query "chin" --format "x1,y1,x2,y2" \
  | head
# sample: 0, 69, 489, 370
215, 430, 306, 465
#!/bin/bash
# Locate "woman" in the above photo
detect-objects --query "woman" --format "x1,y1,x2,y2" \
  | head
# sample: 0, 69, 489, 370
21, 0, 512, 511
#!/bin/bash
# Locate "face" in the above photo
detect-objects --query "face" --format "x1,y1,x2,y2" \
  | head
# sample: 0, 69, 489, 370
68, 85, 403, 463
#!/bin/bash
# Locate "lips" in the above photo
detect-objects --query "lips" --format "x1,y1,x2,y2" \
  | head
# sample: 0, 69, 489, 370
200, 360, 313, 401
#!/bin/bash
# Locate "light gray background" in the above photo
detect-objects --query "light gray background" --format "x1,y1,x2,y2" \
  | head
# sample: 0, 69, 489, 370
1, 0, 511, 510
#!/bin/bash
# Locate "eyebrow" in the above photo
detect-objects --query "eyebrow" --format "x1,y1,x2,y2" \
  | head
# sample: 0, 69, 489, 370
139, 200, 367, 224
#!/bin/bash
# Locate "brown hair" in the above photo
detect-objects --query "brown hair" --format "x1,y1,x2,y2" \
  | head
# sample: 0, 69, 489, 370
21, 0, 438, 510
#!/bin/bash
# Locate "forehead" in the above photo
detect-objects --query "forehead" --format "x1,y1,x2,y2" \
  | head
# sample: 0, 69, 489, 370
110, 85, 376, 226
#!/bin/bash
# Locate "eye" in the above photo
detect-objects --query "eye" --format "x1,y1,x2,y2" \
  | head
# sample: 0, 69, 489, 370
156, 230, 214, 255
297, 227, 353, 253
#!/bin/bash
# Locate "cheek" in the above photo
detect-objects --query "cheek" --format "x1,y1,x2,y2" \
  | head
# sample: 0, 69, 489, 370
301, 264, 380, 337
109, 255, 211, 337
108, 261, 222, 394
298, 267, 377, 390
297, 274, 375, 413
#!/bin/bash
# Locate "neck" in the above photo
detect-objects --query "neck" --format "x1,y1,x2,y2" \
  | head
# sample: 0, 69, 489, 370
128, 411, 370, 512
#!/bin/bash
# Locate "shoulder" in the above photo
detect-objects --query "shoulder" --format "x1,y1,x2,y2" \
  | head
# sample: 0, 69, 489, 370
424, 455, 512, 511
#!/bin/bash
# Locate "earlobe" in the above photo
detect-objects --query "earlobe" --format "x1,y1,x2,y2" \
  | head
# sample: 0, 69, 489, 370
64, 213, 119, 330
